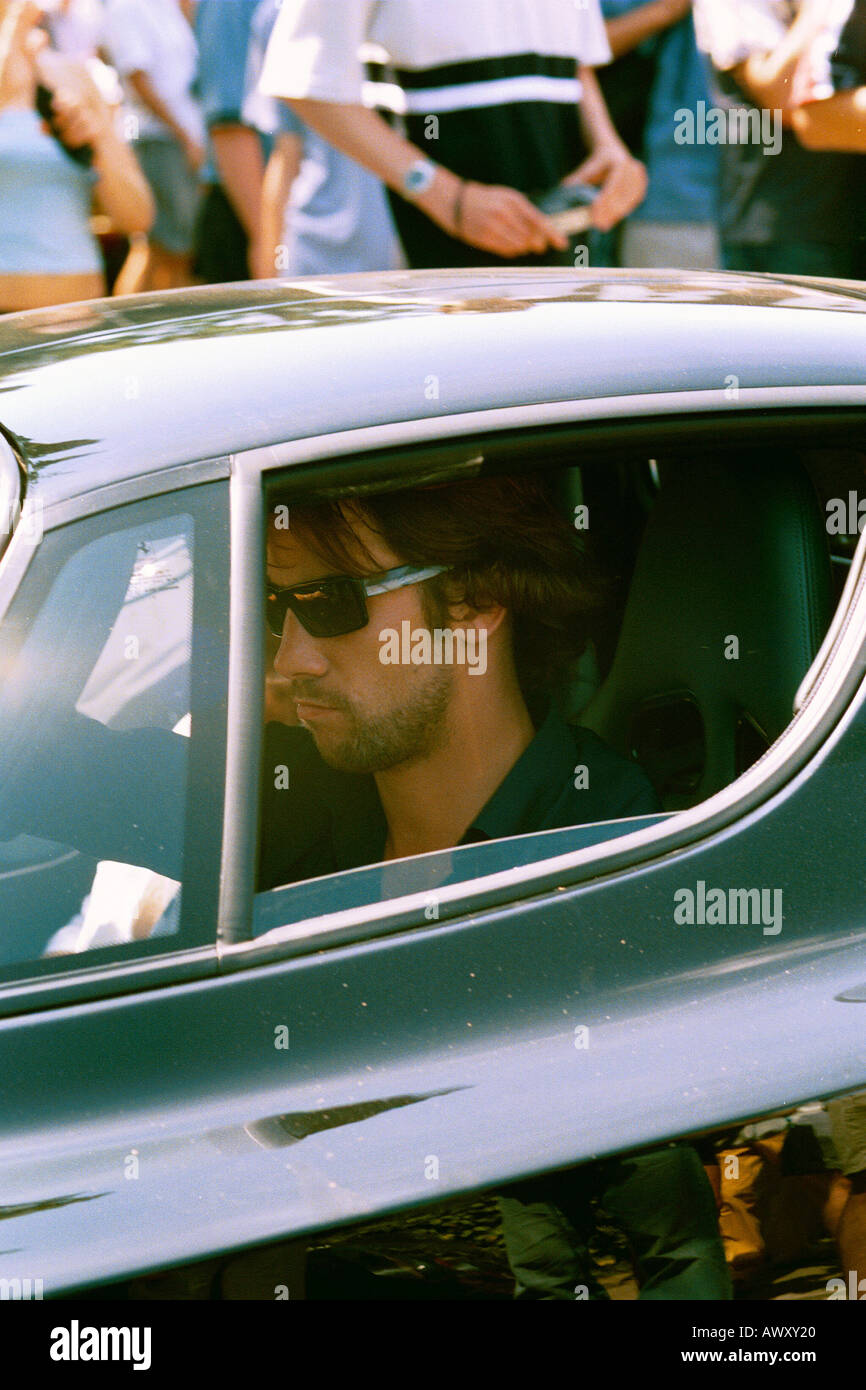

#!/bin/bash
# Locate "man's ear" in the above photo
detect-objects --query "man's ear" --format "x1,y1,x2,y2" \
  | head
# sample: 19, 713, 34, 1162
461, 602, 508, 637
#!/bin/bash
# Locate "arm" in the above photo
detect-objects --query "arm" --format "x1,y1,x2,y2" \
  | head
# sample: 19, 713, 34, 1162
605, 0, 693, 60
569, 65, 648, 231
255, 129, 302, 278
48, 64, 155, 235
210, 123, 265, 237
90, 123, 156, 234
287, 96, 567, 259
791, 85, 866, 148
727, 0, 835, 114
127, 68, 205, 170
0, 0, 41, 106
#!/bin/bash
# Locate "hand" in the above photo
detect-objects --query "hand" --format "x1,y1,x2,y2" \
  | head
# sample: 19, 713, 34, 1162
180, 131, 206, 173
50, 78, 110, 150
424, 172, 568, 258
787, 36, 829, 112
0, 0, 45, 106
265, 667, 300, 726
566, 145, 648, 233
35, 50, 111, 149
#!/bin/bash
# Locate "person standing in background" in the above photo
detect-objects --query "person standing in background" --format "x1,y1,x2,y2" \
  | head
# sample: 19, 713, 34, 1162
258, 0, 647, 269
598, 0, 721, 268
45, 0, 103, 58
102, 0, 205, 289
193, 0, 267, 283
787, 0, 866, 279
43, 0, 120, 106
0, 0, 153, 312
693, 0, 861, 276
246, 0, 403, 278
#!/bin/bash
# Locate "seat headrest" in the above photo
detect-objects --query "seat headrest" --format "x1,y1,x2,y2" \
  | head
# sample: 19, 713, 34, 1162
579, 457, 833, 807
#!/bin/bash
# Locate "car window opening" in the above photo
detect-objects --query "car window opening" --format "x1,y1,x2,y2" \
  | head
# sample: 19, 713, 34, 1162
255, 439, 853, 926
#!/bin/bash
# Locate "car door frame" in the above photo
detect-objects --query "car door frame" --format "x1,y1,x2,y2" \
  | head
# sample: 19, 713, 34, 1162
0, 461, 232, 1016
220, 388, 866, 958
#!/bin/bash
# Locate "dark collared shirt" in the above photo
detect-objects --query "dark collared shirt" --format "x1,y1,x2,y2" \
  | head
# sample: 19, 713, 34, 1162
259, 705, 659, 892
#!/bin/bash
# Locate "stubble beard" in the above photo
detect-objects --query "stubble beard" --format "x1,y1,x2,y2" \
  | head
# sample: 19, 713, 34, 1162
306, 665, 455, 773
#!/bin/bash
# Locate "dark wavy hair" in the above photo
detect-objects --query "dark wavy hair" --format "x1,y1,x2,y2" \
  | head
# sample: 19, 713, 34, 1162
282, 474, 604, 712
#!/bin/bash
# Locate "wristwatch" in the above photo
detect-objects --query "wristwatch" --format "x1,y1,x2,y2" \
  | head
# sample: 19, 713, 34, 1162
402, 157, 438, 200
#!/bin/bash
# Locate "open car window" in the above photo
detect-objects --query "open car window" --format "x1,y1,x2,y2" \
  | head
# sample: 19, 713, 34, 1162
252, 429, 844, 945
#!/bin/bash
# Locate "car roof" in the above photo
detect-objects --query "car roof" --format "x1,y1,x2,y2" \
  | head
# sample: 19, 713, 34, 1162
1, 268, 866, 511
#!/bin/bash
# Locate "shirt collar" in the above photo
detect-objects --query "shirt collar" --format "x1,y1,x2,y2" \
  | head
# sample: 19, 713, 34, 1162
331, 703, 576, 863
462, 703, 575, 845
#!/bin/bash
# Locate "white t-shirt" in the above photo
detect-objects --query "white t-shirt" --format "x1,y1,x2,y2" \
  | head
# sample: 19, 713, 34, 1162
693, 0, 855, 104
260, 0, 612, 112
49, 0, 106, 58
102, 0, 205, 142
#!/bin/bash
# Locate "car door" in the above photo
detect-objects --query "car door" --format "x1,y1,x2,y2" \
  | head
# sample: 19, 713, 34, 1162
177, 404, 866, 1286
0, 471, 231, 1294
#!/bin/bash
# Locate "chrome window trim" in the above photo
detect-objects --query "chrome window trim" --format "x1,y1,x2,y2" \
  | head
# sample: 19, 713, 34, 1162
221, 389, 866, 961
0, 456, 230, 631
217, 462, 264, 945
0, 946, 218, 1018
34, 456, 232, 532
234, 385, 866, 479
796, 522, 866, 710
0, 431, 20, 545
0, 519, 39, 629
225, 629, 866, 963
0, 479, 231, 1003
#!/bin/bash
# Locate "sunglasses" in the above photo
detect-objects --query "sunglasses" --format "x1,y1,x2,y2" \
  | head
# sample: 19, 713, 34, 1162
266, 563, 450, 639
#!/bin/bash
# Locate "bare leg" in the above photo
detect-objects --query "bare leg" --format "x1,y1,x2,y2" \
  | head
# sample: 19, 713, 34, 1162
113, 236, 152, 297
148, 242, 198, 291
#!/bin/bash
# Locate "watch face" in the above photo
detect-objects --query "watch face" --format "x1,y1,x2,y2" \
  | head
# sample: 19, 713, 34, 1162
406, 161, 434, 195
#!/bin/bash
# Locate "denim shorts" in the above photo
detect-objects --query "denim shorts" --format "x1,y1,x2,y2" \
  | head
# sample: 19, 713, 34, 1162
134, 136, 202, 255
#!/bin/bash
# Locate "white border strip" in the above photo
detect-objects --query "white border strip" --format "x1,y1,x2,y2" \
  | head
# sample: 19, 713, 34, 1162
364, 74, 582, 114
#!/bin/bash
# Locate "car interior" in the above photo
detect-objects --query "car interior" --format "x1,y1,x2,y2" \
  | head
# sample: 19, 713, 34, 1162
561, 451, 835, 810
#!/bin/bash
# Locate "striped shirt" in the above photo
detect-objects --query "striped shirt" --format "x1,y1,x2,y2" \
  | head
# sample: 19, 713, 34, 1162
259, 0, 612, 266
260, 0, 611, 111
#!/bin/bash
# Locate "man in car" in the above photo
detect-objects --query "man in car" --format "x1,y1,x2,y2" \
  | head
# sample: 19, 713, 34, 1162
261, 473, 731, 1299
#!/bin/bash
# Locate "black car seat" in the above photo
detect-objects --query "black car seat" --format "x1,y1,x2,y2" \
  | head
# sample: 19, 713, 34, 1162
571, 456, 834, 810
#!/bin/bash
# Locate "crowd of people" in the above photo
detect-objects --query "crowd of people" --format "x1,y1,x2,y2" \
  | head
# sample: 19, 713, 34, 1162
1, 0, 866, 315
